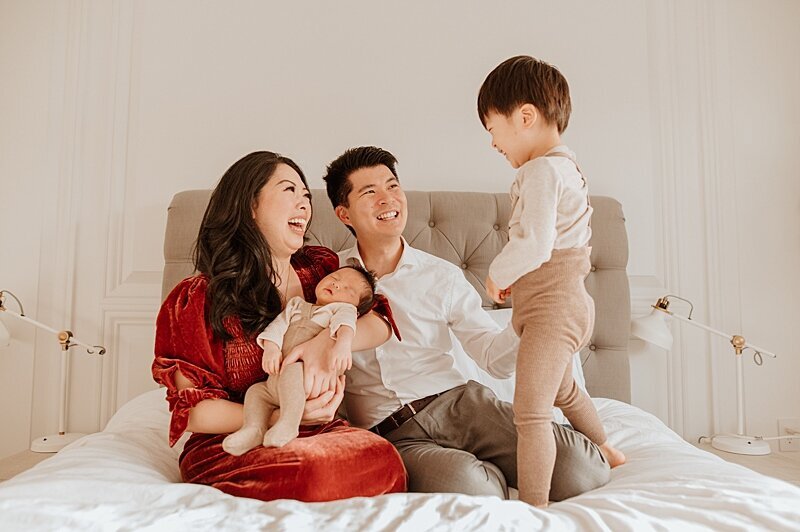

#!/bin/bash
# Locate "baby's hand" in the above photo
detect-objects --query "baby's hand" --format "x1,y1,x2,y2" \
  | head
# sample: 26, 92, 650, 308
262, 342, 282, 375
329, 339, 353, 375
485, 275, 510, 304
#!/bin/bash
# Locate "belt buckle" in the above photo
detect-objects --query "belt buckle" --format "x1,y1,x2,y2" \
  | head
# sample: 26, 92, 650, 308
387, 403, 414, 433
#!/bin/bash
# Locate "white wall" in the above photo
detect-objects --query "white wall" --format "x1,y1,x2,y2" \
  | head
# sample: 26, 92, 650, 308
726, 0, 800, 442
1, 0, 798, 458
0, 0, 64, 457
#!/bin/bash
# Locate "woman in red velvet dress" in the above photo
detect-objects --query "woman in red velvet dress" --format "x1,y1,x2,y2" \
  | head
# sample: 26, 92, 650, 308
152, 151, 406, 502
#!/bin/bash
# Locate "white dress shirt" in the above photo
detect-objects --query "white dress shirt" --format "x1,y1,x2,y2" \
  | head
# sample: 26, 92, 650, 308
489, 145, 593, 289
339, 239, 519, 429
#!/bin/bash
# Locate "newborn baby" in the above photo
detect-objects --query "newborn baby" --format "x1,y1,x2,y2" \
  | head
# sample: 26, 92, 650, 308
222, 264, 376, 455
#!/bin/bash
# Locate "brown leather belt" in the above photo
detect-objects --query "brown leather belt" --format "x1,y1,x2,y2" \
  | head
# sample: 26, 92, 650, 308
369, 392, 443, 437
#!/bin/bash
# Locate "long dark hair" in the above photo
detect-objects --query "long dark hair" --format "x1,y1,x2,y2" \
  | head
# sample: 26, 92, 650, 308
194, 151, 309, 340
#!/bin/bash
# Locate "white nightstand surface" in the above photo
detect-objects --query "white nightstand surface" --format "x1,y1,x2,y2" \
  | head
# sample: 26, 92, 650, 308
694, 442, 800, 486
0, 450, 53, 482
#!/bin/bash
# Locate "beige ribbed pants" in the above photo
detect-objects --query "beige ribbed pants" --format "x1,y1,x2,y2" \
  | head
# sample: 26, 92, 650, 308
511, 247, 608, 506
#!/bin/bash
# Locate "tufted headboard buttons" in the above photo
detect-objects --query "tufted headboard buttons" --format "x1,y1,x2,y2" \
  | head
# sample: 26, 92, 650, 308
162, 189, 631, 402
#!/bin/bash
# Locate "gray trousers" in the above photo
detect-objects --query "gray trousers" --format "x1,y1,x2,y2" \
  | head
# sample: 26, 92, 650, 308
384, 381, 610, 501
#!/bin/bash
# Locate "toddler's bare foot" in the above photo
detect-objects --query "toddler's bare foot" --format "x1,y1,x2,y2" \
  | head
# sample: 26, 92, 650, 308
222, 426, 265, 456
262, 424, 299, 448
600, 442, 626, 468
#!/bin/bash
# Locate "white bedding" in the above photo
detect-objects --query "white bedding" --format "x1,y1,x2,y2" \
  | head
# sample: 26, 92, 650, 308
1, 389, 798, 531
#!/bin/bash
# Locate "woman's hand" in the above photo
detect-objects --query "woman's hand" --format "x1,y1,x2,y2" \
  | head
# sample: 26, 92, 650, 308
282, 330, 338, 398
300, 375, 345, 424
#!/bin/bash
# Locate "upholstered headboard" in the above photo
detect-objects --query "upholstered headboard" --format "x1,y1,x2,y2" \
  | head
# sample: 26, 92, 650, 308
162, 190, 631, 402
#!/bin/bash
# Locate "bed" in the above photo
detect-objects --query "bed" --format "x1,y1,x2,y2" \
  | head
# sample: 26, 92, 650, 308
1, 190, 798, 531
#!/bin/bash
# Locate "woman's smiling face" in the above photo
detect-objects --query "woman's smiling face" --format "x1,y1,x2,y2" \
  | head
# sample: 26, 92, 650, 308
252, 163, 312, 260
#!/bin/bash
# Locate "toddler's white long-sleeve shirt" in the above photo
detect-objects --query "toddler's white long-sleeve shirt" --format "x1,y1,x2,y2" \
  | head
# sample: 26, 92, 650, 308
489, 145, 592, 289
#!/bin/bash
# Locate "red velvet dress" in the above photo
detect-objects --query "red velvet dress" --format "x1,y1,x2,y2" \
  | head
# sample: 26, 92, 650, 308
152, 246, 406, 502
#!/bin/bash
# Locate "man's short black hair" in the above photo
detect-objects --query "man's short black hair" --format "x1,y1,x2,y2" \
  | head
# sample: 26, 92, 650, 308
323, 146, 399, 209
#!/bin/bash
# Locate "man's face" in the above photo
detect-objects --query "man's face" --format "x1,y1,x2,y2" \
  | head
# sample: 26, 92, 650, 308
335, 165, 407, 240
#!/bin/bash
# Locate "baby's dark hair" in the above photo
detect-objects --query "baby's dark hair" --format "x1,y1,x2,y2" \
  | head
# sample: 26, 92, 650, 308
339, 264, 378, 316
477, 55, 572, 134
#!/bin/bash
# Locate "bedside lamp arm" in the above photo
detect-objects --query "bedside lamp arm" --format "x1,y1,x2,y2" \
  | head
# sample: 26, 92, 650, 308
0, 304, 105, 355
659, 308, 776, 358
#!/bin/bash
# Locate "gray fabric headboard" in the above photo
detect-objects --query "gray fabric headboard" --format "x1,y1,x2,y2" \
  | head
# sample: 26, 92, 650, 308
162, 190, 631, 402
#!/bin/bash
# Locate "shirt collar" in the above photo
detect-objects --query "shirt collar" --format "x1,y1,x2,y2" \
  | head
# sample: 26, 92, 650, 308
342, 236, 419, 276
544, 144, 575, 159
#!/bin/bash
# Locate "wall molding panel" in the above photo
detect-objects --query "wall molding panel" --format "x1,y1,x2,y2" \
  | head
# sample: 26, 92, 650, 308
30, 0, 93, 441
105, 0, 163, 301
646, 0, 687, 437
100, 310, 159, 425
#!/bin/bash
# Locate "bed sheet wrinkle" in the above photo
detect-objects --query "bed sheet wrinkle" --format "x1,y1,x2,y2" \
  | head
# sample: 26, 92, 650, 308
2, 389, 800, 531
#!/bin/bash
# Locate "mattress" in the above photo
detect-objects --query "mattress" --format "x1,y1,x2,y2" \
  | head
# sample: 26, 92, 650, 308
1, 388, 798, 531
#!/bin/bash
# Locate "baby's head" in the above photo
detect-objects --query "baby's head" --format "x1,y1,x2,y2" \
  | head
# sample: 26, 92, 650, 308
315, 265, 377, 316
477, 56, 571, 168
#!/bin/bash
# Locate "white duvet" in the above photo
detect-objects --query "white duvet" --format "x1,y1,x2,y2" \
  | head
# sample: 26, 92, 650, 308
1, 389, 798, 531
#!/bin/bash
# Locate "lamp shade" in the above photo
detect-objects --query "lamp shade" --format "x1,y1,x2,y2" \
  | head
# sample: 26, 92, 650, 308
0, 318, 10, 347
631, 308, 673, 350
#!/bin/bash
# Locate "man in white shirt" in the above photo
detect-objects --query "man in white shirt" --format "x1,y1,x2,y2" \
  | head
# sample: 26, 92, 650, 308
321, 146, 610, 500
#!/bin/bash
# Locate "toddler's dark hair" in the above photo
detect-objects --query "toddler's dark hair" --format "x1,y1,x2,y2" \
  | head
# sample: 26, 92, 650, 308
477, 55, 571, 134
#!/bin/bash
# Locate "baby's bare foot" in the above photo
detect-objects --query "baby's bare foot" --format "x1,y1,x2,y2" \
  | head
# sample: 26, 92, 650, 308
600, 442, 626, 468
222, 426, 264, 456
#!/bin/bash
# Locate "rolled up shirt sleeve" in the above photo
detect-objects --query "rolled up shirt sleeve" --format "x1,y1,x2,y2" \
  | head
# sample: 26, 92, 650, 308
327, 303, 358, 338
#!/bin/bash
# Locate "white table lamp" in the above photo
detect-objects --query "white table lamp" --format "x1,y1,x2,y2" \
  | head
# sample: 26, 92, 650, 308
0, 289, 106, 453
632, 295, 781, 456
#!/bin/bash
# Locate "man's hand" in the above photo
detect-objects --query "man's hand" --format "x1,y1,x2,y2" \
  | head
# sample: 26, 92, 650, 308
485, 275, 511, 304
261, 342, 282, 375
300, 375, 346, 425
282, 330, 337, 398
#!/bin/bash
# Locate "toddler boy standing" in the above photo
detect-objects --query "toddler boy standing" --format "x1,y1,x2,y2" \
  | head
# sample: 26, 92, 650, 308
478, 55, 626, 507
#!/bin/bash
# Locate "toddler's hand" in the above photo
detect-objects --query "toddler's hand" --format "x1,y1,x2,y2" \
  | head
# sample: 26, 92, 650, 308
485, 276, 510, 304
262, 342, 282, 375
